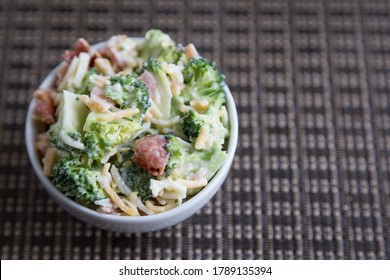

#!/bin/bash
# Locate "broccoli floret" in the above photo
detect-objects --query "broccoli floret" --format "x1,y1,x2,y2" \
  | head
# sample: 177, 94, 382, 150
104, 74, 151, 116
165, 134, 227, 180
75, 68, 97, 95
180, 108, 229, 149
165, 133, 183, 173
48, 90, 89, 152
181, 110, 204, 143
180, 57, 226, 111
83, 112, 142, 162
51, 155, 107, 204
158, 44, 185, 64
140, 29, 175, 60
143, 58, 173, 119
118, 166, 152, 202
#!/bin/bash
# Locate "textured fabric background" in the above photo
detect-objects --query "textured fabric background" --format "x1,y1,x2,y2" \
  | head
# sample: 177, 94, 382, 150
0, 0, 390, 260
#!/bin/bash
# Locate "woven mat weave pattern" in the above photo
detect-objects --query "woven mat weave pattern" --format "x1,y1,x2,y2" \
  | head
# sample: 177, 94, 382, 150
0, 0, 389, 259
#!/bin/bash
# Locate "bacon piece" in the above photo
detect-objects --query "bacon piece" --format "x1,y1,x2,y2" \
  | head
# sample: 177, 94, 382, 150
132, 135, 169, 177
61, 38, 100, 64
62, 38, 90, 62
140, 71, 158, 101
33, 88, 56, 124
62, 50, 77, 63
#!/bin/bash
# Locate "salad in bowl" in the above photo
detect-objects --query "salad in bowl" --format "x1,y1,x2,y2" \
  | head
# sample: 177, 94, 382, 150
30, 29, 233, 219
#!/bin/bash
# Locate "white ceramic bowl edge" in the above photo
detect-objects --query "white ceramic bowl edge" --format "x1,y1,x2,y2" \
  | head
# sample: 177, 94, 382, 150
25, 41, 238, 233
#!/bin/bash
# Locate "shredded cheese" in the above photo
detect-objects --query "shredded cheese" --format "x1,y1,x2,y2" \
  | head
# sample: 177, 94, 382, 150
97, 163, 112, 189
103, 183, 137, 216
145, 200, 176, 213
147, 100, 164, 119
162, 62, 185, 96
190, 99, 209, 112
81, 91, 114, 113
89, 74, 110, 88
149, 177, 187, 204
177, 178, 208, 189
150, 115, 180, 128
58, 52, 91, 91
96, 108, 139, 122
94, 58, 115, 76
128, 193, 154, 215
195, 125, 210, 150
121, 198, 140, 216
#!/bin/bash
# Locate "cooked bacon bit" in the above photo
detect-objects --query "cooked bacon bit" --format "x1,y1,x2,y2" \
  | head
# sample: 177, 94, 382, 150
33, 88, 56, 124
81, 87, 114, 112
55, 63, 69, 88
140, 71, 158, 101
94, 58, 115, 76
62, 38, 90, 62
61, 38, 100, 64
132, 135, 169, 176
185, 43, 199, 59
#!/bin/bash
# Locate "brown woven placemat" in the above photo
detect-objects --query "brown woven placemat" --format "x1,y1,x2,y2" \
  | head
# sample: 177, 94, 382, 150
0, 0, 389, 260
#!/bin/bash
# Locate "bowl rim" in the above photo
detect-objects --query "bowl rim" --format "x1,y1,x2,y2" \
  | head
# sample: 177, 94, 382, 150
25, 40, 238, 224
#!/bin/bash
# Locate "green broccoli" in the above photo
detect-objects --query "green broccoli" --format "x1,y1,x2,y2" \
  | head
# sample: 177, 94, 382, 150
118, 166, 152, 202
140, 29, 175, 60
143, 58, 173, 119
104, 74, 151, 116
180, 108, 229, 149
48, 90, 89, 152
158, 44, 185, 64
180, 57, 226, 111
165, 134, 227, 180
164, 133, 183, 173
83, 112, 142, 162
51, 155, 107, 204
181, 109, 204, 143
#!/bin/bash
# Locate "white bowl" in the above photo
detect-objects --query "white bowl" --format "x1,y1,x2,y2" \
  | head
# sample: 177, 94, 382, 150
25, 41, 238, 233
